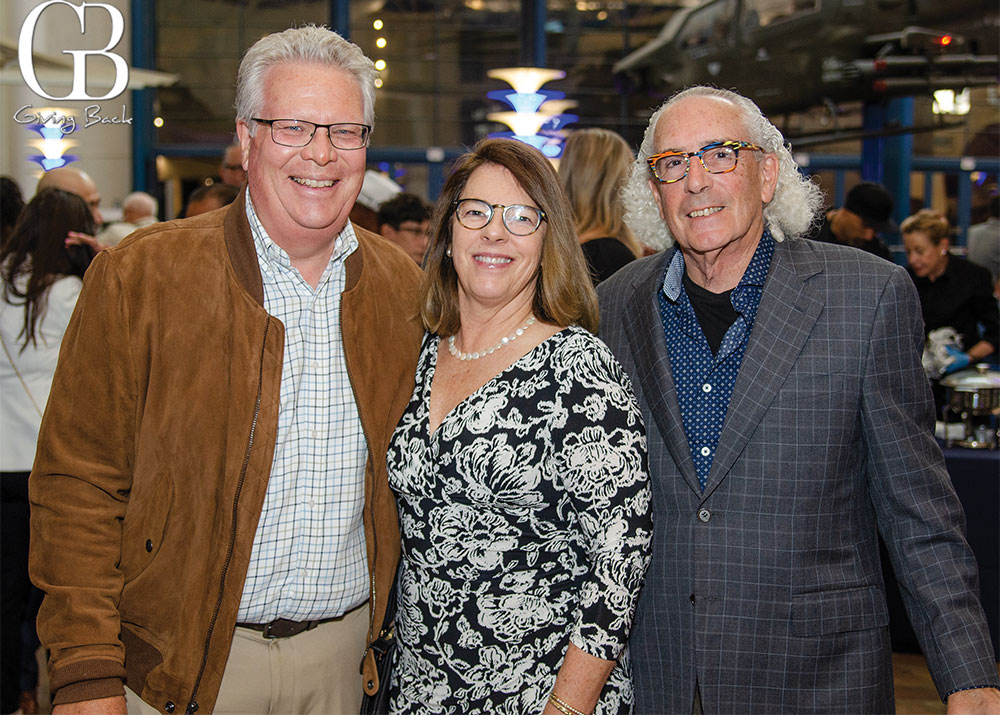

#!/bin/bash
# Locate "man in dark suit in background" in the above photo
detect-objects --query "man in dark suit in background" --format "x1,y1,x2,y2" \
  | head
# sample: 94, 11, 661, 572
598, 85, 999, 714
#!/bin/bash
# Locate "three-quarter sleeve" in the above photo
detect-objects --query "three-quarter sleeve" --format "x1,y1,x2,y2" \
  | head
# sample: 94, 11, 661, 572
549, 332, 653, 661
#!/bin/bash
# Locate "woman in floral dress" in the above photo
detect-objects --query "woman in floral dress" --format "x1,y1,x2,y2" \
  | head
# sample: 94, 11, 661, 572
386, 138, 653, 715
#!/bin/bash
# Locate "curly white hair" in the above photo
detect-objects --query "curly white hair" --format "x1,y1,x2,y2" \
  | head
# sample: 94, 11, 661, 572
622, 86, 824, 250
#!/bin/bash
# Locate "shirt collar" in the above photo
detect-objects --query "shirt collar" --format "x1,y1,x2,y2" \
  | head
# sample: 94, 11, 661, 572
245, 190, 358, 274
660, 228, 775, 302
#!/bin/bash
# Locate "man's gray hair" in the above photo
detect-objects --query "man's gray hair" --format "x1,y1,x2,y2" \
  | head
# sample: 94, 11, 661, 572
235, 24, 376, 131
123, 191, 157, 218
622, 85, 823, 250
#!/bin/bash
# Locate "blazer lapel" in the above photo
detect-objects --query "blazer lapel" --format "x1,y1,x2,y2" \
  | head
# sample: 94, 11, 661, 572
703, 240, 825, 496
623, 253, 701, 494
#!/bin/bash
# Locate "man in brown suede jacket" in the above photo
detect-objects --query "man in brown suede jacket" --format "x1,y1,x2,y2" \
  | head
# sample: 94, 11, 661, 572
29, 26, 422, 714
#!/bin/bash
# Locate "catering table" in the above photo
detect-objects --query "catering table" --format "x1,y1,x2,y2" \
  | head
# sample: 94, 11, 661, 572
883, 446, 999, 660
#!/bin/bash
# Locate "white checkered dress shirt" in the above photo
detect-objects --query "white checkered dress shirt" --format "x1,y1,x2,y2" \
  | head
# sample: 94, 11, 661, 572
237, 193, 369, 622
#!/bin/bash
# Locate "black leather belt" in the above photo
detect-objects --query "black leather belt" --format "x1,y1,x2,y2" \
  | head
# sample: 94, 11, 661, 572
235, 617, 335, 639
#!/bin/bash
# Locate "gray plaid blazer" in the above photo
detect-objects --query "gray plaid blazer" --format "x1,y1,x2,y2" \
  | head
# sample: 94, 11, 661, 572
597, 237, 998, 714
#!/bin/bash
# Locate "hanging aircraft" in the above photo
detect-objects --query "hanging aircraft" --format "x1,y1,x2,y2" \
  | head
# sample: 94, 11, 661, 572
612, 0, 999, 117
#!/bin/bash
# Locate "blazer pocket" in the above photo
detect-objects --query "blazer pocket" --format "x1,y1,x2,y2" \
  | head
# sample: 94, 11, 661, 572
790, 586, 888, 636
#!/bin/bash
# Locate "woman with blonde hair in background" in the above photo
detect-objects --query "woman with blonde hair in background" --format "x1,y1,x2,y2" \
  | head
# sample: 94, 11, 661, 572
558, 128, 644, 284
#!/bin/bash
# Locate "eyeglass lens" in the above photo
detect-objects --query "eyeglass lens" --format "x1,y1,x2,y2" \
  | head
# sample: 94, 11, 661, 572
268, 119, 369, 149
455, 199, 543, 236
652, 144, 743, 182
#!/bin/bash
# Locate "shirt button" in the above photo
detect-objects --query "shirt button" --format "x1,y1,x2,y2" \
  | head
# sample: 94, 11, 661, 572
700, 446, 711, 457
698, 508, 712, 523
702, 383, 712, 393
311, 430, 320, 439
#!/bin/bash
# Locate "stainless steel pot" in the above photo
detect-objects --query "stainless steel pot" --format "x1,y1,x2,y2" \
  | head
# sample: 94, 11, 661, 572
940, 364, 1000, 415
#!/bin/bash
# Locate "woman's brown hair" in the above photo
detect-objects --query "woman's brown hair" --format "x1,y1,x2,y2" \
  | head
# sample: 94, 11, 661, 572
1, 188, 95, 350
420, 138, 598, 336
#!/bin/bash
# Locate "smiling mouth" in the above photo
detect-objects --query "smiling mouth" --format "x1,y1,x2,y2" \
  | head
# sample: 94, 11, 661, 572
474, 255, 512, 265
688, 206, 723, 218
291, 177, 336, 188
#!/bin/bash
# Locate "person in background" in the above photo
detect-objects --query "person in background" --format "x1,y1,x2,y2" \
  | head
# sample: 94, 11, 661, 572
902, 208, 998, 384
1, 177, 25, 248
219, 143, 247, 187
387, 138, 652, 714
349, 169, 401, 232
558, 128, 643, 284
29, 25, 423, 715
184, 182, 240, 218
809, 181, 895, 261
376, 192, 431, 265
1, 189, 96, 716
96, 192, 159, 247
35, 167, 103, 227
599, 85, 999, 714
966, 193, 999, 292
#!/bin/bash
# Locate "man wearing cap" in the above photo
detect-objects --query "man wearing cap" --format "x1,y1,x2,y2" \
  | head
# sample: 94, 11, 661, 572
810, 181, 896, 261
348, 169, 402, 232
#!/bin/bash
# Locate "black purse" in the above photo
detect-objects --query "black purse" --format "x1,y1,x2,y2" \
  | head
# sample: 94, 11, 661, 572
360, 580, 397, 715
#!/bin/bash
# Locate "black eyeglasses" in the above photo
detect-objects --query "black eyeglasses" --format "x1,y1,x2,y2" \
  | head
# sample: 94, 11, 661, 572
251, 118, 371, 150
647, 140, 763, 184
452, 198, 546, 236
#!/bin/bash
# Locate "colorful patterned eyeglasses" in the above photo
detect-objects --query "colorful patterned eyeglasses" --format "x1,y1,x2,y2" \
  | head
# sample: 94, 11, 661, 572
647, 140, 763, 183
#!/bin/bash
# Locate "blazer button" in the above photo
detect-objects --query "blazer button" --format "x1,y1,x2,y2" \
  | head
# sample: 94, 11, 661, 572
164, 701, 175, 713
145, 539, 153, 553
690, 593, 696, 604
698, 508, 711, 523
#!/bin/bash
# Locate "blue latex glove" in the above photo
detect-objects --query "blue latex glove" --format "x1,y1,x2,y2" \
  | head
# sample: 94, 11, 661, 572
943, 345, 971, 375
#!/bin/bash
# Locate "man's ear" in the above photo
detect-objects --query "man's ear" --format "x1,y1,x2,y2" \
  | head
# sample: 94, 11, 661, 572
236, 121, 251, 169
759, 152, 779, 205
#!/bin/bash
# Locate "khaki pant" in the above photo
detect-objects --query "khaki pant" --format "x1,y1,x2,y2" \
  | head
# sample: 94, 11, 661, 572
126, 602, 369, 715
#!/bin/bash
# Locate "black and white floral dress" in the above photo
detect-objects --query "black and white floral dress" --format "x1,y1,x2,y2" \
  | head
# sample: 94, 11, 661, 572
387, 325, 653, 714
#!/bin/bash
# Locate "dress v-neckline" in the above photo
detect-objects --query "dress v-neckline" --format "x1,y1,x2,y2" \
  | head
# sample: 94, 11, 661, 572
425, 329, 570, 439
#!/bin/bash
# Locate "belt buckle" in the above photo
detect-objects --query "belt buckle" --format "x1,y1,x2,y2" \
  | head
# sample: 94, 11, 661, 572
263, 618, 303, 639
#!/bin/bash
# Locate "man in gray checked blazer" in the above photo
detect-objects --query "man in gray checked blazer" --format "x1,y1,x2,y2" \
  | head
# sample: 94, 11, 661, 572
597, 86, 999, 714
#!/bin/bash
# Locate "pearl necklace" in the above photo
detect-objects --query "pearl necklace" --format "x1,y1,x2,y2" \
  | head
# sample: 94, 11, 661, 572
447, 316, 536, 361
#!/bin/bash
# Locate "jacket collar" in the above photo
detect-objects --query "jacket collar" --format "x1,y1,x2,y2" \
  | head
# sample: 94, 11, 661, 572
624, 238, 827, 498
703, 237, 825, 496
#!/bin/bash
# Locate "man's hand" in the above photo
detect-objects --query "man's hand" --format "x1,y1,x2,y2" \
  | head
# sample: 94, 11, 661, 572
66, 231, 110, 254
53, 695, 127, 714
946, 687, 1000, 714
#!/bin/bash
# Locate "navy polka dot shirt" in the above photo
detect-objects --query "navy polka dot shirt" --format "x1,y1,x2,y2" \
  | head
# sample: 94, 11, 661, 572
658, 230, 775, 491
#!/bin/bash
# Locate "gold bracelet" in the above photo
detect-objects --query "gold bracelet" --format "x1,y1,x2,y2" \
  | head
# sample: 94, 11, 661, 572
548, 692, 584, 715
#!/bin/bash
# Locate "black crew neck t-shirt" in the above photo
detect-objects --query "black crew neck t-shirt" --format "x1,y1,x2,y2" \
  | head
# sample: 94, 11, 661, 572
683, 272, 739, 355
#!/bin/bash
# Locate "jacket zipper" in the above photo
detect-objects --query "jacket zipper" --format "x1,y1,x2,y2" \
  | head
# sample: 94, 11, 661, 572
185, 316, 271, 714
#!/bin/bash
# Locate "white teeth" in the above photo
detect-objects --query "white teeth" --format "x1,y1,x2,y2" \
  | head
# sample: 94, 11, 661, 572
476, 255, 512, 265
292, 177, 334, 188
689, 206, 722, 218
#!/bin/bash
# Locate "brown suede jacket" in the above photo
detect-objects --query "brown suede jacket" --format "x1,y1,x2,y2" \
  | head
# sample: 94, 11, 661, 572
28, 194, 423, 714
